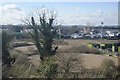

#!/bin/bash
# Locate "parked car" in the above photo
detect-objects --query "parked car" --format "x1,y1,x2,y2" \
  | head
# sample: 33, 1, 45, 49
71, 33, 82, 39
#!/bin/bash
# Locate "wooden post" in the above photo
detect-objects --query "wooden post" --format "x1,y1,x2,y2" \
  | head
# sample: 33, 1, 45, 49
112, 44, 115, 52
118, 46, 120, 53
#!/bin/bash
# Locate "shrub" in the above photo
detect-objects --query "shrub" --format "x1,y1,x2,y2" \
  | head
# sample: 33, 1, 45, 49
99, 59, 118, 78
37, 56, 58, 78
3, 63, 38, 78
2, 31, 15, 67
2, 53, 38, 78
59, 45, 100, 54
56, 54, 82, 78
14, 33, 31, 40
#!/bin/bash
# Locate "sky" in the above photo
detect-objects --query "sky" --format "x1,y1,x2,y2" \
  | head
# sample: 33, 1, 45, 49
0, 2, 118, 26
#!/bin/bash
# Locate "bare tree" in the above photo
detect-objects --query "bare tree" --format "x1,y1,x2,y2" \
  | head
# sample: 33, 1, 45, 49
23, 8, 58, 61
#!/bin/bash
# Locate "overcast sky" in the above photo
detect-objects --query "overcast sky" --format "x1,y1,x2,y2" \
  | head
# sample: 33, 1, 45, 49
0, 2, 118, 26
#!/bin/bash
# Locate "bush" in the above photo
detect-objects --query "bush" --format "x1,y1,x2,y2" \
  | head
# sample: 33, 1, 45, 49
8, 64, 39, 78
59, 45, 100, 54
2, 31, 15, 67
99, 59, 118, 78
13, 42, 33, 47
56, 53, 83, 78
37, 56, 58, 78
2, 52, 38, 78
14, 33, 31, 40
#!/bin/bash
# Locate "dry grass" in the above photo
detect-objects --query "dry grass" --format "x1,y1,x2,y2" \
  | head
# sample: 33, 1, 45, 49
66, 39, 118, 45
3, 50, 37, 78
53, 39, 68, 45
13, 39, 118, 69
8, 39, 119, 78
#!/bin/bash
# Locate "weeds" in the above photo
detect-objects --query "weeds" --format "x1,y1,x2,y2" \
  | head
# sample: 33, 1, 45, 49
37, 56, 58, 78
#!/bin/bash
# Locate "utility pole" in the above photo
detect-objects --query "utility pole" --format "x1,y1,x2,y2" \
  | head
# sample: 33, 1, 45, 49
101, 21, 104, 39
100, 21, 104, 54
